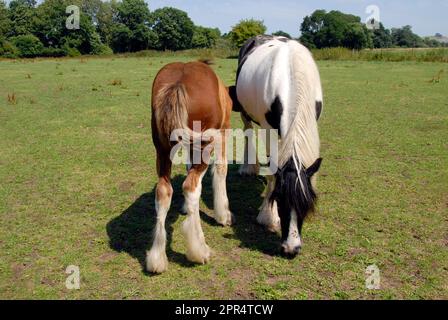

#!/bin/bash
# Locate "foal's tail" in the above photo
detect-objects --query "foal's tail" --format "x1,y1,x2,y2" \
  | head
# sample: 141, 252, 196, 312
153, 82, 191, 147
153, 82, 215, 149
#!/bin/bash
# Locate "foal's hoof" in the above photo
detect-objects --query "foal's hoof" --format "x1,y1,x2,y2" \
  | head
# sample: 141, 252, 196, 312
146, 250, 169, 274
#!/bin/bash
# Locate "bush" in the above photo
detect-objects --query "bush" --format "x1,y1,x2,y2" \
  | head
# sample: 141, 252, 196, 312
310, 47, 448, 63
64, 46, 81, 57
41, 47, 66, 57
92, 43, 113, 56
0, 38, 19, 58
90, 32, 114, 55
11, 34, 44, 58
192, 26, 221, 49
212, 37, 238, 58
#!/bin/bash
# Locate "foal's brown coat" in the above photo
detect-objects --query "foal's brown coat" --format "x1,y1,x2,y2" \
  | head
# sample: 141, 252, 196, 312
147, 61, 233, 273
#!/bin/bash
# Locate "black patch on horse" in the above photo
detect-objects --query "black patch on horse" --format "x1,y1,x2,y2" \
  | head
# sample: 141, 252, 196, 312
228, 86, 243, 112
265, 96, 283, 136
270, 158, 322, 241
316, 101, 323, 120
242, 110, 260, 126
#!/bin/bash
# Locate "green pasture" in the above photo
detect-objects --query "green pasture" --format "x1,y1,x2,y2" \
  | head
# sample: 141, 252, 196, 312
0, 56, 446, 299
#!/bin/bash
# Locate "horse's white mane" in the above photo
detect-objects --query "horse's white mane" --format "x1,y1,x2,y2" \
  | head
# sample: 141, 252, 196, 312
277, 41, 321, 189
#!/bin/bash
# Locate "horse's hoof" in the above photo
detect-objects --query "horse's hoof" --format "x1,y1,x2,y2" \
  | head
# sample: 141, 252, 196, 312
257, 211, 280, 234
187, 244, 211, 265
146, 251, 168, 274
215, 211, 234, 227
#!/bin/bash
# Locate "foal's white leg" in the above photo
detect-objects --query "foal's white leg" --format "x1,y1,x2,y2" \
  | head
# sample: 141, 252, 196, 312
239, 114, 259, 176
212, 164, 233, 226
180, 164, 192, 215
212, 131, 233, 226
257, 175, 281, 233
146, 179, 173, 273
182, 169, 211, 264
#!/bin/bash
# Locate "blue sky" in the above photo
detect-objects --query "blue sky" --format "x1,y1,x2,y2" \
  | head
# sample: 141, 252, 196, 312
149, 0, 448, 37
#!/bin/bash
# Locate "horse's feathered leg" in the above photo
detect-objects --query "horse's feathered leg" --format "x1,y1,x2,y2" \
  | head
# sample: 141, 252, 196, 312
146, 152, 173, 274
239, 113, 260, 176
212, 130, 233, 226
257, 175, 281, 233
182, 163, 211, 265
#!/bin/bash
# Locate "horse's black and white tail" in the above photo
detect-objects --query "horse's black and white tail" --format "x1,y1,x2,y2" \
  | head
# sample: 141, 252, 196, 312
270, 41, 322, 231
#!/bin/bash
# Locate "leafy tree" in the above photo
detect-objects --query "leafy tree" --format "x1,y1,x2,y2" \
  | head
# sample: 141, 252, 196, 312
272, 30, 291, 39
130, 23, 158, 51
110, 23, 132, 53
0, 0, 11, 37
117, 0, 150, 28
107, 0, 156, 52
81, 0, 102, 25
11, 34, 43, 57
300, 10, 372, 49
7, 0, 38, 37
229, 19, 267, 48
371, 22, 393, 48
96, 0, 118, 46
152, 7, 194, 51
192, 26, 221, 48
343, 23, 372, 49
33, 0, 105, 55
391, 25, 424, 48
299, 10, 325, 48
423, 37, 440, 48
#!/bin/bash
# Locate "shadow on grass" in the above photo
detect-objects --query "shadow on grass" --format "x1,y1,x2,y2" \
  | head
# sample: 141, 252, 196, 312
106, 175, 196, 275
106, 165, 282, 274
202, 165, 282, 256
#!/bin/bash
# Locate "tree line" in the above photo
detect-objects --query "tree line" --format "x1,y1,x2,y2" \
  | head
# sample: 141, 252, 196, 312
0, 1, 446, 59
298, 10, 446, 50
0, 0, 222, 58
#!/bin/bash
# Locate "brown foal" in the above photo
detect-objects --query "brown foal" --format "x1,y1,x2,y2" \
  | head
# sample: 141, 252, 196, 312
147, 61, 233, 274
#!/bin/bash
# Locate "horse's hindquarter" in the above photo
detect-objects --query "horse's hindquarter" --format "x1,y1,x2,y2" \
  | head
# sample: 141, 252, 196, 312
237, 38, 323, 139
154, 62, 226, 131
184, 63, 227, 130
237, 41, 292, 133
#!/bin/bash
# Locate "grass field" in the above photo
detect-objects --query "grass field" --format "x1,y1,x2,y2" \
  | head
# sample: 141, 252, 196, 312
0, 56, 447, 299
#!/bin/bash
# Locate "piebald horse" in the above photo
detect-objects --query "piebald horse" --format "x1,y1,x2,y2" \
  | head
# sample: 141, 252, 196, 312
230, 35, 324, 257
147, 61, 233, 273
